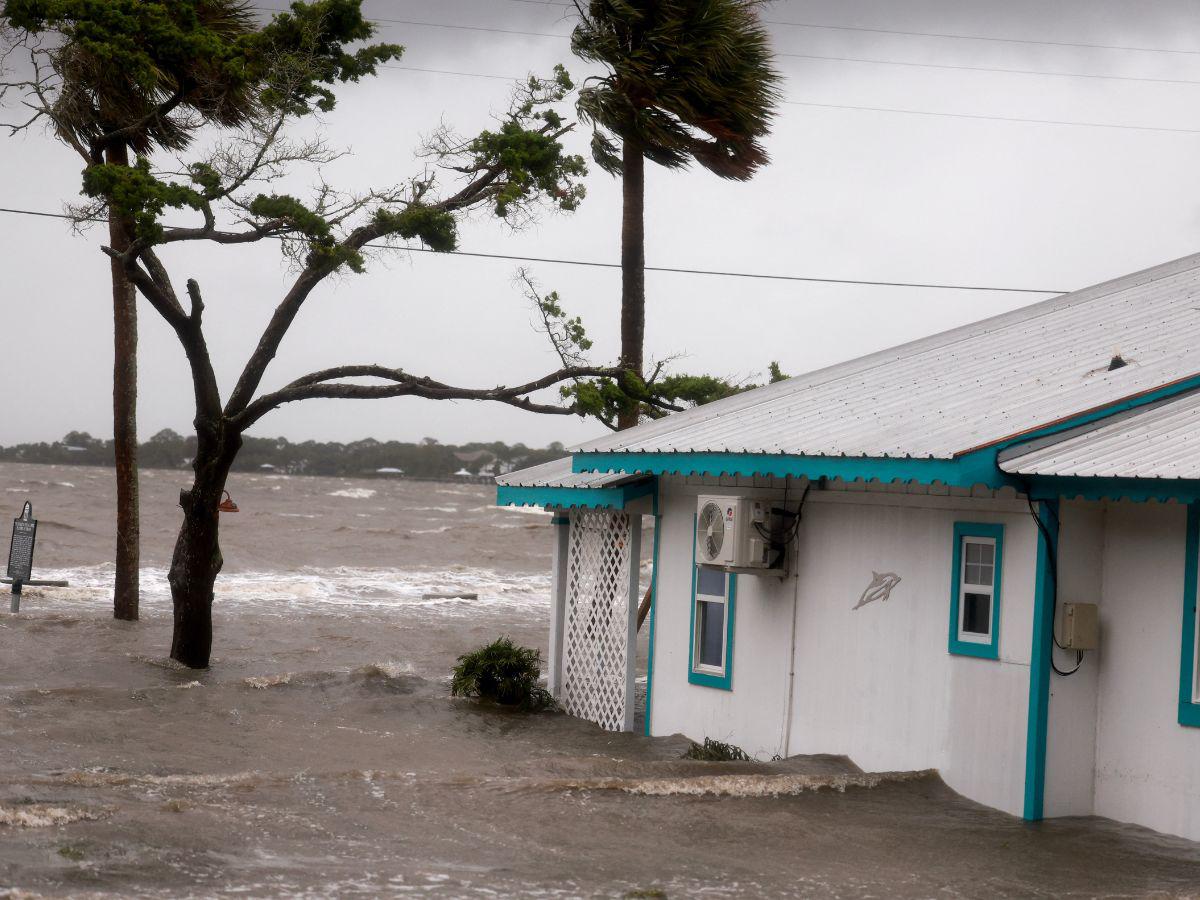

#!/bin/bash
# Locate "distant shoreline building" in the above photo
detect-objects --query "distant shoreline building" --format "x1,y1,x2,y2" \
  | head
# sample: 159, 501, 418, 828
499, 252, 1200, 843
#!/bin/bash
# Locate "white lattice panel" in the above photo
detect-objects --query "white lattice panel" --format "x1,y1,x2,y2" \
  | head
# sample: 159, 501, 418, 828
560, 509, 638, 731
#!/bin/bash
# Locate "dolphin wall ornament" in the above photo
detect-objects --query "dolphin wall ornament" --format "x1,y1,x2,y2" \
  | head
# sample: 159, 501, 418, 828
853, 572, 902, 610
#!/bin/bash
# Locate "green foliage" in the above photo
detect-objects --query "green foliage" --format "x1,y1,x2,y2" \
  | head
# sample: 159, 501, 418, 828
571, 0, 782, 179
466, 66, 588, 218
560, 363, 781, 430
248, 193, 364, 271
468, 122, 587, 217
536, 286, 593, 364
683, 737, 751, 762
374, 204, 459, 253
2, 0, 402, 154
451, 637, 555, 711
768, 361, 789, 383
249, 0, 403, 115
82, 158, 205, 241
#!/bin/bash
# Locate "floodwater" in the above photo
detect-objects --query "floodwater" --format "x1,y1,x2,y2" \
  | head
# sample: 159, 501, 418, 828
2, 462, 1200, 898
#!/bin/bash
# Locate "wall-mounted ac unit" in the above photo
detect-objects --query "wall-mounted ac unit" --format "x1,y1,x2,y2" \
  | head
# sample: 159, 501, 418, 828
696, 496, 773, 569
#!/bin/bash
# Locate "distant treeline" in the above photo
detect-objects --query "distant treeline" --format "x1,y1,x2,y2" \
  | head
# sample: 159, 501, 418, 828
0, 430, 566, 479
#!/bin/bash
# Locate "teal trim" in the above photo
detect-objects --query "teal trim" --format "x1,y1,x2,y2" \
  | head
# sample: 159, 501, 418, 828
644, 483, 661, 736
574, 451, 1009, 491
948, 522, 1005, 659
1023, 499, 1059, 821
496, 479, 654, 510
1024, 475, 1200, 504
687, 515, 737, 691
1179, 504, 1200, 728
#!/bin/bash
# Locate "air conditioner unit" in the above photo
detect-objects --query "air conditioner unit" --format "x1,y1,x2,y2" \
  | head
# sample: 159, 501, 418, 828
696, 496, 773, 569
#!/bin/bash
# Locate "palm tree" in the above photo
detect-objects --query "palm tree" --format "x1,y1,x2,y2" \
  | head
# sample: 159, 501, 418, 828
45, 0, 260, 620
571, 0, 781, 429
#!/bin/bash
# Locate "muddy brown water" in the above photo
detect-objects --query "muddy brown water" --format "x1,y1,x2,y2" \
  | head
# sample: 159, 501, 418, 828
2, 461, 1200, 898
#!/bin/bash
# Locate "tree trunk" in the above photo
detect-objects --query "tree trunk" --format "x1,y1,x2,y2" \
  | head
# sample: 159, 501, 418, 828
107, 141, 141, 621
168, 433, 240, 668
617, 142, 645, 431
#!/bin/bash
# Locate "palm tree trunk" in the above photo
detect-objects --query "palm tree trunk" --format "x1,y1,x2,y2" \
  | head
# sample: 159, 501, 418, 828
106, 141, 140, 621
617, 141, 645, 431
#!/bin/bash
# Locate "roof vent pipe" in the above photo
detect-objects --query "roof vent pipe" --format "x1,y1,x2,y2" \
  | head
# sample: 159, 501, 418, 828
1108, 353, 1128, 371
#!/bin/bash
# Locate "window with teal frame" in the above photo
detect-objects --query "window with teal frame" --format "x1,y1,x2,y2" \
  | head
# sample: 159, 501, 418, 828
688, 515, 736, 690
949, 522, 1004, 659
1178, 504, 1200, 727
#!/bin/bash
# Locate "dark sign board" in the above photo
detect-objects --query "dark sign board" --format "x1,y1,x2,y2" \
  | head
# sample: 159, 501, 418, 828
7, 502, 36, 582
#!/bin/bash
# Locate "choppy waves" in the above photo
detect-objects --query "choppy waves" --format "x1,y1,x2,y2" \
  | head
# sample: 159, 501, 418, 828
20, 564, 551, 619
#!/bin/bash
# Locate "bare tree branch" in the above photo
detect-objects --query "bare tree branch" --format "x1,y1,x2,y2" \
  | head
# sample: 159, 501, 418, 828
231, 362, 628, 430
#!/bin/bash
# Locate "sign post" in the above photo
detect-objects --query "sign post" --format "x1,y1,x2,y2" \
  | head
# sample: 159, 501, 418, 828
7, 502, 36, 613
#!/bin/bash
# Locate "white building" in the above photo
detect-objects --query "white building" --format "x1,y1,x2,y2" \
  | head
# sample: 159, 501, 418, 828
498, 252, 1200, 843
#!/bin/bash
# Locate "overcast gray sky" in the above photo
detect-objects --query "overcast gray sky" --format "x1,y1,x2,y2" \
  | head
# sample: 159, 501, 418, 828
2, 0, 1199, 448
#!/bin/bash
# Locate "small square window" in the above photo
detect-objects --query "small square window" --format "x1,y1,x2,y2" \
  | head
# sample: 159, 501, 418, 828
697, 599, 726, 669
962, 592, 991, 635
697, 566, 726, 598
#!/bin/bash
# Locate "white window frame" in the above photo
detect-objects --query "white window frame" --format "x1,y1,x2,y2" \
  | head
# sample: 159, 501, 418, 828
693, 566, 730, 677
958, 535, 997, 645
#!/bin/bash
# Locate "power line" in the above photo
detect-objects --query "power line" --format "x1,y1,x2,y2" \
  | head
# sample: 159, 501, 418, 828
0, 205, 1066, 294
371, 61, 1200, 135
384, 53, 1200, 92
765, 17, 1200, 57
384, 63, 513, 81
254, 6, 1200, 90
784, 99, 1200, 134
777, 51, 1200, 87
437, 0, 1200, 57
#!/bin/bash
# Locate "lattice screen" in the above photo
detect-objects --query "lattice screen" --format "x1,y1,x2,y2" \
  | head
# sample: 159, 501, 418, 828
560, 509, 637, 732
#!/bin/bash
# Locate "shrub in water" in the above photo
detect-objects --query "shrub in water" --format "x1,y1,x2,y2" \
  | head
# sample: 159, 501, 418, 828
451, 637, 555, 710
683, 737, 751, 762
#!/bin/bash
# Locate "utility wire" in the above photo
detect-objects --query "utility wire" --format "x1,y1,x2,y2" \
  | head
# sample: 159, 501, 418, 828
0, 205, 1067, 294
784, 99, 1200, 134
429, 0, 1200, 57
375, 60, 1200, 135
777, 51, 1200, 87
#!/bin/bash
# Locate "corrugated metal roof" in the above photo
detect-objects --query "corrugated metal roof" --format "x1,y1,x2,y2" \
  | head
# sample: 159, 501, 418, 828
576, 252, 1200, 461
495, 456, 643, 489
999, 390, 1200, 479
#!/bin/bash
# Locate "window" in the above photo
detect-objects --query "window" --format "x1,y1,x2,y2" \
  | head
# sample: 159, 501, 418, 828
689, 516, 736, 690
1179, 504, 1200, 727
949, 522, 1004, 659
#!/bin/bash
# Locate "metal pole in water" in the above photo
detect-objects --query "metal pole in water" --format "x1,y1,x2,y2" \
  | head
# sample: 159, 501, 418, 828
10, 579, 21, 614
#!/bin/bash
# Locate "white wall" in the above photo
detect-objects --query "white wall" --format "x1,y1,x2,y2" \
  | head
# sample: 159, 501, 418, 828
647, 480, 795, 757
786, 491, 1037, 816
1093, 502, 1200, 841
646, 477, 1039, 816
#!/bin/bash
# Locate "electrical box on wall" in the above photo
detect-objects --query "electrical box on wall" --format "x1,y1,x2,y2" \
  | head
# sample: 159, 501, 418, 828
1058, 602, 1100, 651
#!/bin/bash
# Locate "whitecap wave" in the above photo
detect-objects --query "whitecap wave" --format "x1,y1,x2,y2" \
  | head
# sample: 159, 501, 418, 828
32, 564, 551, 619
0, 804, 108, 828
493, 769, 935, 798
328, 488, 376, 499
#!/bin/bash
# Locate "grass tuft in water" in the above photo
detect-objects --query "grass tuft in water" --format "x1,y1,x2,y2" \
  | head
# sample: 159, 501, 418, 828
57, 845, 86, 861
683, 737, 751, 762
451, 636, 556, 711
624, 890, 668, 899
